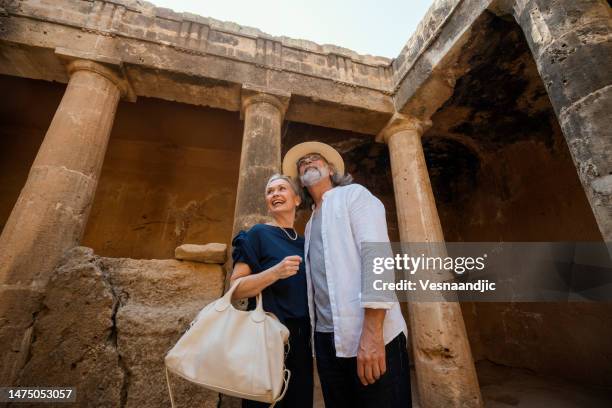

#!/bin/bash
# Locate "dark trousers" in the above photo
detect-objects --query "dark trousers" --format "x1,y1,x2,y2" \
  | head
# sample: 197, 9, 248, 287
243, 317, 313, 408
314, 332, 412, 408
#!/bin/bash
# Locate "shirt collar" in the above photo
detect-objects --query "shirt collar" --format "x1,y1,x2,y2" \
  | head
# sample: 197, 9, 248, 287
322, 188, 335, 199
310, 187, 336, 210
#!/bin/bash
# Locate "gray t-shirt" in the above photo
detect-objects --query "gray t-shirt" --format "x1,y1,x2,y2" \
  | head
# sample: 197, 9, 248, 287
309, 207, 334, 333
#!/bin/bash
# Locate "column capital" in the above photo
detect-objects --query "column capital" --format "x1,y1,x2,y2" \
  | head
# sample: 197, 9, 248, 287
376, 113, 432, 144
240, 84, 291, 120
56, 47, 136, 102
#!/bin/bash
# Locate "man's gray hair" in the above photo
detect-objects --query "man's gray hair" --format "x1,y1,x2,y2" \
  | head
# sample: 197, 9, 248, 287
328, 163, 354, 187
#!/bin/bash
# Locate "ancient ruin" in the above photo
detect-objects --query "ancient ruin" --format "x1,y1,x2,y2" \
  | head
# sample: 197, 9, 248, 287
0, 0, 611, 406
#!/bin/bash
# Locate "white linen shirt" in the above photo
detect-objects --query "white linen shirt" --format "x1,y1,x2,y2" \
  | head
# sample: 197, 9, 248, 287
304, 183, 407, 357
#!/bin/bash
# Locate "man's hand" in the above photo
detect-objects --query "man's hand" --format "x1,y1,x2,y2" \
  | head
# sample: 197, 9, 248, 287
357, 309, 387, 386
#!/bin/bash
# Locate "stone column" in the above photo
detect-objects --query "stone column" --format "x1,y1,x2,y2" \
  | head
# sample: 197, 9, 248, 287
219, 86, 289, 408
378, 114, 483, 408
0, 59, 126, 384
513, 0, 612, 240
232, 85, 290, 235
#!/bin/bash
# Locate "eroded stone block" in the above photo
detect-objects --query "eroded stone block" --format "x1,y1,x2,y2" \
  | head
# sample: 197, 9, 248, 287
18, 246, 224, 407
174, 243, 228, 263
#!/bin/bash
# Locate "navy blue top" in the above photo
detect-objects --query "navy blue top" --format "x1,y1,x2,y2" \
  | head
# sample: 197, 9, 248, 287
232, 223, 308, 322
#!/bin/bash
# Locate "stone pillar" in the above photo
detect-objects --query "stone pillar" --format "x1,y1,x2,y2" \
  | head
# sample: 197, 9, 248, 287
219, 86, 289, 408
232, 85, 290, 235
0, 59, 127, 384
378, 114, 483, 408
513, 0, 612, 241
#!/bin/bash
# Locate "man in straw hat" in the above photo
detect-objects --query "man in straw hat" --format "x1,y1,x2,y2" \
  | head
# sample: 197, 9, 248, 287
282, 142, 410, 407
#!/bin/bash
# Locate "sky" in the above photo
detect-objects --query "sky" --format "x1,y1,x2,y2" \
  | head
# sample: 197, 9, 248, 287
148, 0, 435, 58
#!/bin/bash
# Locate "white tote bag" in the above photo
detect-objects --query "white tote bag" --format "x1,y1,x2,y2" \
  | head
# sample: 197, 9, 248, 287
164, 277, 291, 407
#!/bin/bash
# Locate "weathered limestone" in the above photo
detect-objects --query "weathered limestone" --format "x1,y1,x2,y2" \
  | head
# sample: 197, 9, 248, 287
378, 114, 483, 408
175, 243, 228, 263
18, 246, 224, 407
0, 0, 394, 135
231, 85, 290, 235
512, 0, 612, 240
18, 247, 124, 406
392, 0, 495, 115
0, 59, 124, 385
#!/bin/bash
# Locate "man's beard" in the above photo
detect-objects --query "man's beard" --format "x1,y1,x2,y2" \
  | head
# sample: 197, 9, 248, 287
300, 166, 329, 187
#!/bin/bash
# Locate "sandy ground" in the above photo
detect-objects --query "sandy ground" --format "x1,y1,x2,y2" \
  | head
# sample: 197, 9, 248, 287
313, 359, 612, 407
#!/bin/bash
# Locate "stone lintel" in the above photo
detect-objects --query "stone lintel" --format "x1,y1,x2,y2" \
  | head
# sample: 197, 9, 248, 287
376, 113, 432, 144
392, 0, 492, 115
240, 84, 291, 120
55, 47, 136, 102
0, 13, 392, 133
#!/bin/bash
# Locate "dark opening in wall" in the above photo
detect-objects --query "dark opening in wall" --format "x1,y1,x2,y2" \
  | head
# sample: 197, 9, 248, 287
433, 12, 557, 151
0, 75, 64, 233
422, 137, 480, 205
420, 10, 609, 390
423, 11, 600, 242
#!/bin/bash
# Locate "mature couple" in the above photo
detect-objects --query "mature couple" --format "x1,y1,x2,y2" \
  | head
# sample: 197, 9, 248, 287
229, 142, 411, 408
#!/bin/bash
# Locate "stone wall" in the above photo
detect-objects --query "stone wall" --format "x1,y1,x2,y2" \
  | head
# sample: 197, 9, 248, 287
420, 11, 611, 387
81, 96, 243, 259
512, 0, 612, 242
17, 246, 224, 407
0, 74, 242, 260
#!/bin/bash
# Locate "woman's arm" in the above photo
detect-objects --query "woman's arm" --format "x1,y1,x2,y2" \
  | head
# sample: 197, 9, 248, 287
229, 255, 302, 300
229, 262, 277, 300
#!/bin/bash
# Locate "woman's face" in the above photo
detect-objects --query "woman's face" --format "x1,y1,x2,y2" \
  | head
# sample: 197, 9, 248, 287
265, 179, 301, 215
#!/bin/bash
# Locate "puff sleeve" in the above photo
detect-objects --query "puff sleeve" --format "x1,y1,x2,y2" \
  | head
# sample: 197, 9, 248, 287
231, 230, 263, 274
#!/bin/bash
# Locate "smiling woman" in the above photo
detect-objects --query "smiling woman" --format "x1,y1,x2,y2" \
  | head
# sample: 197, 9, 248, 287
266, 174, 303, 217
228, 173, 313, 408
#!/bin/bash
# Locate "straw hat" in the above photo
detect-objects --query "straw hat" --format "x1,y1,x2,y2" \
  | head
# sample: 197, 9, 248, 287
282, 141, 345, 180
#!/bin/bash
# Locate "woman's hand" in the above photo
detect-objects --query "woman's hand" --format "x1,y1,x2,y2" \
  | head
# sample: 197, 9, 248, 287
272, 255, 302, 279
229, 256, 301, 300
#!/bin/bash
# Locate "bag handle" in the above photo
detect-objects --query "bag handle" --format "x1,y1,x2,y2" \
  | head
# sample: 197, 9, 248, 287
269, 369, 291, 408
165, 366, 176, 408
251, 287, 265, 322
214, 277, 243, 310
215, 277, 266, 323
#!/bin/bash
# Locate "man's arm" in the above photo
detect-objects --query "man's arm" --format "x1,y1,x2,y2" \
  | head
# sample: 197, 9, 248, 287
349, 185, 395, 310
348, 185, 394, 385
357, 308, 387, 385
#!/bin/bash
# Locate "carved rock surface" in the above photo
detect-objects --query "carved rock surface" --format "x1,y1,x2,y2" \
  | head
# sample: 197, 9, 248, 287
19, 246, 224, 408
19, 247, 124, 406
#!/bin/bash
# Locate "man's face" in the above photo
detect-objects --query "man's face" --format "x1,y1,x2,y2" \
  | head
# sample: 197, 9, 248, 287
297, 153, 327, 176
297, 153, 331, 187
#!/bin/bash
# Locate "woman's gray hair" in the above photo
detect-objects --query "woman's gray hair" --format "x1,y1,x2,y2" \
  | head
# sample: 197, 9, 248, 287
265, 173, 303, 203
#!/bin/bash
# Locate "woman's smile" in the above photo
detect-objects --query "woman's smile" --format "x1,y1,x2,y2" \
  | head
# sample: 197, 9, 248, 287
266, 178, 299, 214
